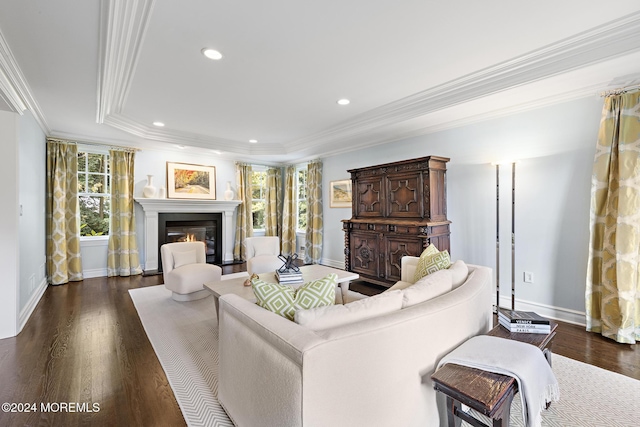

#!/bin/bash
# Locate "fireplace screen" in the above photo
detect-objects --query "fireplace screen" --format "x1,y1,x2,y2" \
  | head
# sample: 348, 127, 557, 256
158, 213, 223, 270
165, 223, 216, 263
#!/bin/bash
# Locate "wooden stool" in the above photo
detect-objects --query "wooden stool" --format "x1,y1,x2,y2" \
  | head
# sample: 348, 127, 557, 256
431, 321, 557, 427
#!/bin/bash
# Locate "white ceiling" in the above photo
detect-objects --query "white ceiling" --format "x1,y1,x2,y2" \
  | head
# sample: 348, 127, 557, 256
1, 0, 640, 163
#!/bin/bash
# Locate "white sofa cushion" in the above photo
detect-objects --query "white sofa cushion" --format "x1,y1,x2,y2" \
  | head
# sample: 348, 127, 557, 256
402, 269, 453, 308
172, 249, 197, 269
295, 290, 403, 330
386, 280, 414, 292
450, 259, 469, 288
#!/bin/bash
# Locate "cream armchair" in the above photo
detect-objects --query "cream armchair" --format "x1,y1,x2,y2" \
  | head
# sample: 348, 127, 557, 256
160, 241, 222, 301
245, 236, 283, 275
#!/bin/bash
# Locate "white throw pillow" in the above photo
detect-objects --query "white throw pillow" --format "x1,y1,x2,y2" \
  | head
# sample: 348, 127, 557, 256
449, 260, 469, 288
172, 250, 197, 269
402, 269, 453, 308
295, 290, 403, 330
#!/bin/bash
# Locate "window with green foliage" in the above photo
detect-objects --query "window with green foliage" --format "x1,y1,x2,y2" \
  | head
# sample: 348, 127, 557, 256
78, 151, 110, 237
297, 167, 307, 231
251, 170, 267, 230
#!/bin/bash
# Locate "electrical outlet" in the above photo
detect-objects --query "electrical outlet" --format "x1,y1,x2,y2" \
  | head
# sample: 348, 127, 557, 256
523, 271, 534, 283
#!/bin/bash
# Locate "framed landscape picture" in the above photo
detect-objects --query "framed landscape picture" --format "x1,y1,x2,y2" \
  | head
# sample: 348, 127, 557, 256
167, 162, 216, 200
330, 179, 352, 208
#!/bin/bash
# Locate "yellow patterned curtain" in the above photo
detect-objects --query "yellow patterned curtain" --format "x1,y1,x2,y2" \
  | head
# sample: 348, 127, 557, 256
107, 150, 142, 277
46, 140, 83, 285
305, 160, 323, 264
586, 89, 640, 344
233, 163, 253, 260
281, 166, 297, 256
264, 167, 282, 238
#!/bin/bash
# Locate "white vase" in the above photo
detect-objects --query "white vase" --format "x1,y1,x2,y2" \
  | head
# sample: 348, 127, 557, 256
143, 174, 157, 198
224, 181, 234, 201
158, 186, 166, 198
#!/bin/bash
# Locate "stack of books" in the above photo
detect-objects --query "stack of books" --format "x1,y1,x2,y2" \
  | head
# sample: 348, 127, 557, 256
275, 269, 304, 285
498, 308, 551, 334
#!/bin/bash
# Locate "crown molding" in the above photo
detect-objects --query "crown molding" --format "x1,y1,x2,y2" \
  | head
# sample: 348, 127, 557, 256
0, 27, 50, 132
286, 11, 640, 153
97, 0, 156, 123
96, 7, 640, 161
309, 83, 608, 161
104, 113, 258, 153
0, 29, 26, 113
95, 0, 289, 157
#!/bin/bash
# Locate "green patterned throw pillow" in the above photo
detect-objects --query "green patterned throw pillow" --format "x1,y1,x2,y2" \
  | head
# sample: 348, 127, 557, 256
419, 244, 439, 258
413, 249, 451, 282
251, 273, 337, 320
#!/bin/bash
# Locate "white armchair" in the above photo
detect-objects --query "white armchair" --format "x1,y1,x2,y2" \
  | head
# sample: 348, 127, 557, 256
245, 236, 283, 275
160, 241, 222, 301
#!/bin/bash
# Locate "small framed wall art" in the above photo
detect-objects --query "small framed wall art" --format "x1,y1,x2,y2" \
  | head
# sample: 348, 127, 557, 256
167, 162, 216, 200
330, 179, 352, 208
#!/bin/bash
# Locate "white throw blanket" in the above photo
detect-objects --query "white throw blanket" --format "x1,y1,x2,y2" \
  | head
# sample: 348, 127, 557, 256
437, 335, 560, 427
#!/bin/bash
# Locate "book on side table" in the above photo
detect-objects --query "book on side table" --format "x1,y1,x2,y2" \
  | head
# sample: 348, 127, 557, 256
275, 269, 304, 284
498, 308, 551, 334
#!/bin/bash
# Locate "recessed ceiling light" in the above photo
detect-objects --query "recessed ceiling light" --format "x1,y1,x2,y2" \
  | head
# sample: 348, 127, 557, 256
249, 139, 258, 143
212, 150, 222, 155
153, 121, 165, 127
202, 48, 223, 60
337, 99, 350, 105
176, 145, 185, 149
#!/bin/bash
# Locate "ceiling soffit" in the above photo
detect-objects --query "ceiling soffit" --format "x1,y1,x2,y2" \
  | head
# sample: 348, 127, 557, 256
96, 3, 640, 158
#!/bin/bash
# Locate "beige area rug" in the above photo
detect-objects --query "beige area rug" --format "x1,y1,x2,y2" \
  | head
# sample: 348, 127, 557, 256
129, 275, 247, 427
130, 282, 640, 427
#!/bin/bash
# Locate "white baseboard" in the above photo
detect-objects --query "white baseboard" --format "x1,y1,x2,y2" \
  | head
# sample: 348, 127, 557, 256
83, 268, 108, 279
18, 278, 48, 333
499, 295, 586, 326
320, 258, 345, 269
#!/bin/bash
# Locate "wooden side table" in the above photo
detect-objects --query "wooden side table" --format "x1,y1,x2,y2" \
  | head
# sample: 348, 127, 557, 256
431, 321, 557, 427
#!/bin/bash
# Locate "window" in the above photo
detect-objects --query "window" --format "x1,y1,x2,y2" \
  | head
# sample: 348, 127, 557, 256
251, 169, 267, 231
297, 167, 307, 232
78, 151, 110, 237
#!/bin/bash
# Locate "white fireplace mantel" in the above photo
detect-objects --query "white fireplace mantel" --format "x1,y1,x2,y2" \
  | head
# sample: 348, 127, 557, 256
135, 198, 242, 271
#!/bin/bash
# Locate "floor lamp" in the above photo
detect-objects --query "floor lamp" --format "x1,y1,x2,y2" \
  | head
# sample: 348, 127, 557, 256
495, 161, 516, 312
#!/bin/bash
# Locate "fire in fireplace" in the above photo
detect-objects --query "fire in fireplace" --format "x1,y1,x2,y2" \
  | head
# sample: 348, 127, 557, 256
158, 213, 223, 271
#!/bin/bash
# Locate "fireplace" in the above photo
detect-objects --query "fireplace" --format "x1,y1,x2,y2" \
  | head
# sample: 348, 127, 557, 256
134, 198, 241, 273
158, 213, 223, 271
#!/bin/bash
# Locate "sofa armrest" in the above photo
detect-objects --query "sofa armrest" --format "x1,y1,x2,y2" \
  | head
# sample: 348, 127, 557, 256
219, 294, 324, 363
218, 294, 325, 427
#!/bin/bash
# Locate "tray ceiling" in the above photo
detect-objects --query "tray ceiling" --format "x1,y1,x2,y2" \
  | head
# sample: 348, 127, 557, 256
1, 0, 640, 163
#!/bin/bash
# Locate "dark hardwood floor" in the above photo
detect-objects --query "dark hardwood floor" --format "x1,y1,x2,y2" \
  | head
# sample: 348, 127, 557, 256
0, 268, 638, 426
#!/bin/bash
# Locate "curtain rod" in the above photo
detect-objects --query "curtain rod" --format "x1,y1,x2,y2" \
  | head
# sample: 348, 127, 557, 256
46, 137, 141, 152
599, 83, 640, 97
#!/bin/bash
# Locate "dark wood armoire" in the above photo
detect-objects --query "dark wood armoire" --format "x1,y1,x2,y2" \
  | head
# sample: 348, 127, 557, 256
342, 156, 451, 287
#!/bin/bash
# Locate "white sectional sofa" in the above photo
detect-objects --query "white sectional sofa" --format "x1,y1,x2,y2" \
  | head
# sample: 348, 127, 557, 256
217, 262, 492, 427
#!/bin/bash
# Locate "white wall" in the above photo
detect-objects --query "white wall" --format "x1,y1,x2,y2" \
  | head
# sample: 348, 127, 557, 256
75, 95, 603, 324
134, 150, 237, 270
18, 110, 47, 327
321, 96, 602, 324
0, 109, 45, 339
0, 110, 19, 339
80, 148, 237, 276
